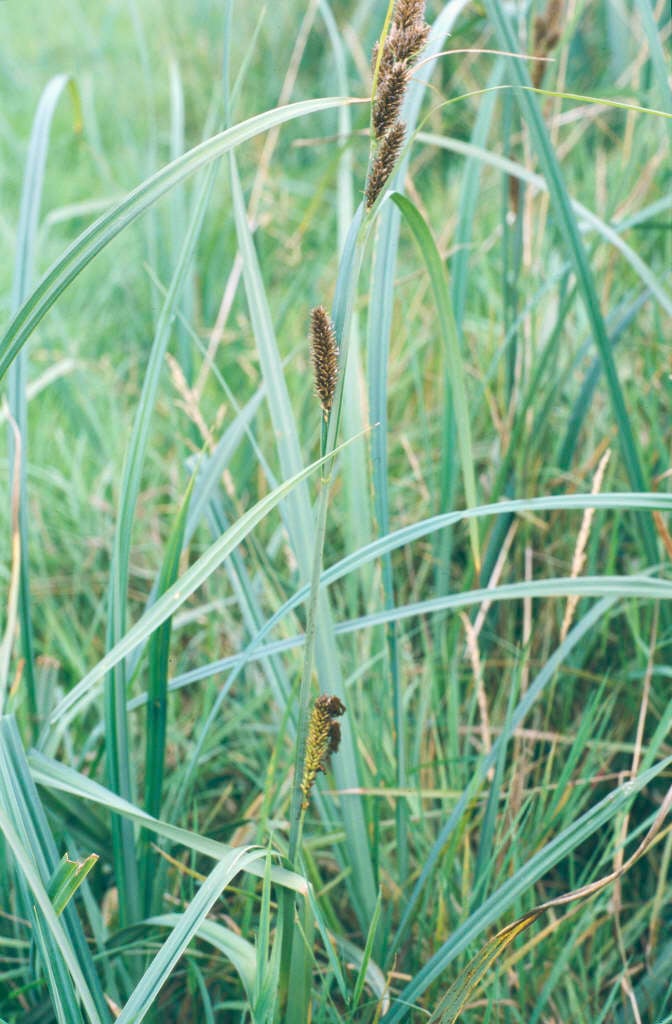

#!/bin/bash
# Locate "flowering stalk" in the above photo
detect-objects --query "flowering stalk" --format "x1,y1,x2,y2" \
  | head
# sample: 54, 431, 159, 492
366, 0, 430, 208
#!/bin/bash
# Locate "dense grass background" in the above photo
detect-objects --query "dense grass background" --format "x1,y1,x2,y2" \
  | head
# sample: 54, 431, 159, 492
1, 0, 671, 1021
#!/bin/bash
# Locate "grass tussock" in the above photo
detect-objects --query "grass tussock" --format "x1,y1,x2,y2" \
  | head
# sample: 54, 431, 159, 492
0, 1, 671, 1022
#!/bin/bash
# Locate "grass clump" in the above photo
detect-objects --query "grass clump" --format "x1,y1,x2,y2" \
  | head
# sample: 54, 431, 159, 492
0, 1, 671, 1022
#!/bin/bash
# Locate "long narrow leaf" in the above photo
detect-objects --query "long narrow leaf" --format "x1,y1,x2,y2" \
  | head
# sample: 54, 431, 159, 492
0, 97, 358, 383
483, 1, 659, 571
45, 435, 359, 735
390, 192, 480, 568
116, 847, 265, 1023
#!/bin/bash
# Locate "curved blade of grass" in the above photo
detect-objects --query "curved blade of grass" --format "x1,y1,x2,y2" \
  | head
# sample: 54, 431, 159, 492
45, 435, 359, 735
29, 749, 307, 895
161, 491, 672, 691
483, 0, 660, 572
229, 150, 313, 567
105, 147, 219, 931
145, 915, 257, 1004
415, 133, 672, 319
388, 595, 616, 955
9, 74, 74, 735
337, 575, 672, 634
0, 96, 359, 383
48, 853, 99, 916
383, 755, 672, 1023
0, 716, 107, 1023
159, 571, 672, 690
431, 782, 672, 1022
116, 847, 265, 1023
390, 191, 480, 569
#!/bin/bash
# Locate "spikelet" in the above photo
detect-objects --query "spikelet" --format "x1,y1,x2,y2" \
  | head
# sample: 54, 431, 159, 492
309, 306, 339, 419
366, 121, 406, 208
383, 20, 430, 65
366, 0, 428, 208
392, 0, 427, 35
372, 60, 409, 139
300, 695, 346, 810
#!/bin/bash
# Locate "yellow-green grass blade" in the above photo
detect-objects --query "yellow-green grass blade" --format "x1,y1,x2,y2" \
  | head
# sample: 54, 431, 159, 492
0, 96, 359, 384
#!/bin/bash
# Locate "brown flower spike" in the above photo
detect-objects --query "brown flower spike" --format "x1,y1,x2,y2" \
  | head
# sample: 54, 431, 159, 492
372, 60, 409, 139
309, 306, 339, 420
366, 121, 406, 208
300, 695, 346, 810
366, 0, 429, 208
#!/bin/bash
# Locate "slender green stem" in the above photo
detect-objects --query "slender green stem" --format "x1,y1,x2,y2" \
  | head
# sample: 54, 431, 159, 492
287, 462, 334, 865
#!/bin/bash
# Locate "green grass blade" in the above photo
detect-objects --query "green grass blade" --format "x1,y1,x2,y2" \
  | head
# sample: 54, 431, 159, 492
389, 597, 618, 953
384, 755, 672, 1023
390, 191, 480, 569
0, 716, 108, 1023
229, 150, 314, 567
145, 915, 257, 1005
483, 0, 660, 571
31, 912, 84, 1024
365, 0, 473, 891
115, 847, 265, 1023
45, 437, 356, 734
0, 97, 358, 383
230, 149, 377, 924
48, 852, 99, 916
8, 74, 73, 735
104, 140, 219, 933
140, 476, 194, 916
